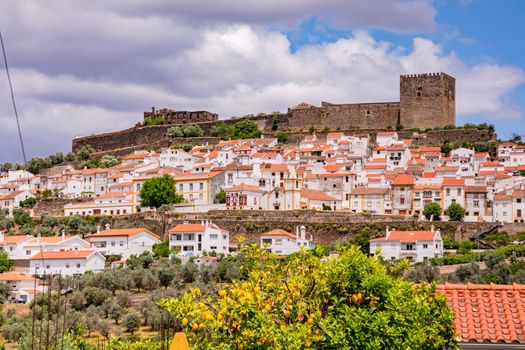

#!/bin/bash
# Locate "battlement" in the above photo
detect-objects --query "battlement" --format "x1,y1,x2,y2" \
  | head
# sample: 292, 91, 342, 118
400, 72, 453, 79
144, 107, 218, 125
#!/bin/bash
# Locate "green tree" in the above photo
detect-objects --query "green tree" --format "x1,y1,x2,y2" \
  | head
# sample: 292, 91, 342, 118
41, 189, 53, 201
123, 312, 141, 335
446, 203, 466, 221
65, 152, 76, 162
13, 209, 33, 226
271, 117, 279, 131
182, 144, 193, 152
25, 156, 52, 174
161, 246, 457, 349
19, 197, 36, 208
139, 174, 184, 208
214, 189, 226, 204
109, 303, 126, 325
232, 120, 261, 139
0, 252, 11, 273
153, 240, 170, 258
0, 162, 13, 172
167, 126, 184, 138
127, 252, 154, 269
49, 152, 65, 165
423, 202, 441, 221
441, 140, 453, 155
76, 145, 95, 161
182, 125, 204, 137
211, 122, 234, 140
276, 132, 289, 144
100, 155, 120, 168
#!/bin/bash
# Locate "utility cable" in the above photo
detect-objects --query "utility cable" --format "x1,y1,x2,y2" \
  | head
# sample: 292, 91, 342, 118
0, 29, 27, 164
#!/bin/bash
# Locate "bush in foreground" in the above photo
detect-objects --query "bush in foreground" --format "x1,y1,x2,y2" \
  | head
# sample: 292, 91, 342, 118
160, 245, 457, 349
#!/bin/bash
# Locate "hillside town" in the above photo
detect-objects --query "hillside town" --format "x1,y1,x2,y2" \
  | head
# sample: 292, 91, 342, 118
1, 130, 524, 223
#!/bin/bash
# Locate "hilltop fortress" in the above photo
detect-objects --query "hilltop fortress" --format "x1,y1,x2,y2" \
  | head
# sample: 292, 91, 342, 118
74, 72, 472, 155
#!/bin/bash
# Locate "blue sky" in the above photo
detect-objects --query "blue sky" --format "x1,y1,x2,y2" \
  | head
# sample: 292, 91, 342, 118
0, 0, 524, 163
286, 0, 525, 139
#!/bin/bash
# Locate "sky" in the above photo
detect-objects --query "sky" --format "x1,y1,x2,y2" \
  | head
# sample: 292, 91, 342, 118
0, 0, 524, 162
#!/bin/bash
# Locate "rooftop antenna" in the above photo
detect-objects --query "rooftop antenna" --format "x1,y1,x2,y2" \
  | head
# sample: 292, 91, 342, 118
0, 29, 27, 164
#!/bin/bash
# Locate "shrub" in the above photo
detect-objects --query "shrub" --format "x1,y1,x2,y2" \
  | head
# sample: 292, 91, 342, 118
276, 132, 289, 144
160, 246, 457, 349
445, 203, 466, 221
423, 202, 441, 221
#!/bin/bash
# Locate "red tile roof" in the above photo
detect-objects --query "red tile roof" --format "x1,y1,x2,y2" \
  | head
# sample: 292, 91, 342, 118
370, 230, 437, 243
86, 228, 159, 239
31, 250, 97, 260
169, 223, 206, 233
224, 184, 266, 192
437, 283, 525, 344
261, 229, 298, 240
391, 174, 415, 186
442, 178, 465, 186
300, 189, 338, 201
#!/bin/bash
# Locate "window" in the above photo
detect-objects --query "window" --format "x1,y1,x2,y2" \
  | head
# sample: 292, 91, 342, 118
275, 239, 283, 245
457, 188, 462, 196
199, 182, 204, 190
120, 241, 124, 247
210, 246, 217, 250
190, 183, 194, 191
228, 174, 233, 183
46, 264, 50, 269
223, 235, 227, 240
473, 200, 479, 208
111, 241, 115, 247
210, 234, 218, 239
77, 263, 81, 268
179, 184, 183, 192
26, 250, 31, 255
366, 110, 371, 116
199, 194, 203, 200
518, 198, 522, 203
416, 91, 422, 97
446, 188, 450, 196
435, 244, 439, 249
66, 264, 70, 269
400, 196, 405, 205
275, 191, 279, 199
423, 244, 428, 249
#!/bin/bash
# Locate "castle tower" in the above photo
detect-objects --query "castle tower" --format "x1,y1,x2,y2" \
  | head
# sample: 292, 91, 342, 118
399, 72, 455, 129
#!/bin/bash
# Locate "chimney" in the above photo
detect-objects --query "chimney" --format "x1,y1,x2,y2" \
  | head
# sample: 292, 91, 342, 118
37, 233, 41, 245
61, 229, 66, 241
201, 220, 204, 225
296, 226, 299, 239
105, 223, 110, 230
385, 226, 390, 238
300, 226, 306, 240
431, 224, 435, 233
96, 225, 101, 233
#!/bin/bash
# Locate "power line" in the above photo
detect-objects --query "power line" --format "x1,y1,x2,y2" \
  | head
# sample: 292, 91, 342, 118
0, 29, 27, 164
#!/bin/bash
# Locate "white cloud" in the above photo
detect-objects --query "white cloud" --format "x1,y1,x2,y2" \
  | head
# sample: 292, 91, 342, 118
0, 1, 523, 161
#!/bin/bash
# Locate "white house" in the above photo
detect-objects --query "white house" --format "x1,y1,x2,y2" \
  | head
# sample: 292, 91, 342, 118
0, 190, 34, 216
260, 227, 314, 255
64, 192, 133, 216
29, 250, 106, 277
0, 272, 45, 303
16, 234, 91, 260
224, 184, 266, 210
168, 221, 229, 257
369, 227, 443, 263
86, 227, 161, 259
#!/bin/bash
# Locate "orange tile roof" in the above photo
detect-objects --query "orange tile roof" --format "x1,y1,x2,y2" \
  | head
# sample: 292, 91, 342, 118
377, 131, 396, 136
465, 185, 487, 193
300, 189, 338, 201
0, 272, 38, 281
370, 230, 437, 243
421, 172, 436, 178
326, 132, 343, 138
0, 235, 32, 244
261, 229, 298, 240
122, 153, 147, 160
365, 164, 387, 170
436, 166, 459, 172
391, 174, 415, 186
30, 250, 97, 260
97, 191, 129, 198
437, 283, 525, 344
352, 187, 388, 195
169, 223, 206, 233
324, 164, 344, 173
224, 184, 265, 192
414, 184, 442, 190
86, 228, 159, 239
442, 178, 465, 186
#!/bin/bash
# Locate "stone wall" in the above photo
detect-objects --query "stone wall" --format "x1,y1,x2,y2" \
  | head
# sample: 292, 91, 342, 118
144, 108, 218, 124
106, 210, 501, 245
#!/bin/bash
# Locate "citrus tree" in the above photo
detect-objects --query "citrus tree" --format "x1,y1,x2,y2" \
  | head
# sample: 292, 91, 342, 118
160, 246, 457, 349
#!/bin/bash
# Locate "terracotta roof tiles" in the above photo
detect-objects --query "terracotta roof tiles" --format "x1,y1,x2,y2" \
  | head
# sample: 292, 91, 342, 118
437, 283, 525, 344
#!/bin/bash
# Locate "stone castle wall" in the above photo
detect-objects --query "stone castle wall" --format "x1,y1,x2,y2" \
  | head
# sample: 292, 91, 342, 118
144, 108, 218, 124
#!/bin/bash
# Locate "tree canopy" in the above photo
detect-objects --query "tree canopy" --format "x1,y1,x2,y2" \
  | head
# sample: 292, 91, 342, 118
423, 202, 441, 221
0, 251, 12, 273
139, 175, 184, 208
160, 245, 457, 349
446, 203, 466, 221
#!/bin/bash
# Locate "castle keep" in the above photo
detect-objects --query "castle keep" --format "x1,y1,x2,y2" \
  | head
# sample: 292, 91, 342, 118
144, 107, 218, 124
